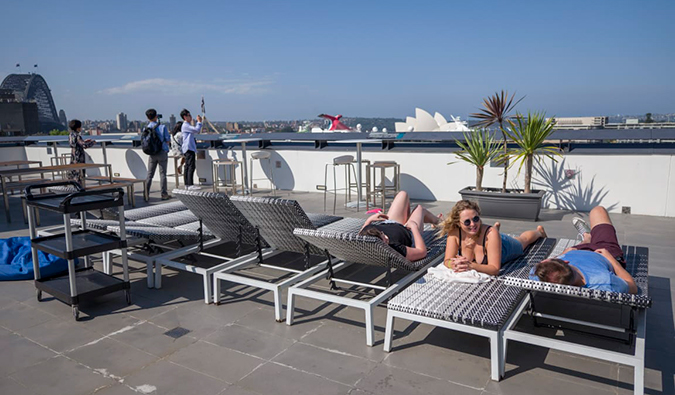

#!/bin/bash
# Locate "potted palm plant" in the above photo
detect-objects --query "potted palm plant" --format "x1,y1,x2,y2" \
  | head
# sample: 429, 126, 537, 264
470, 90, 524, 192
452, 129, 501, 192
459, 111, 559, 221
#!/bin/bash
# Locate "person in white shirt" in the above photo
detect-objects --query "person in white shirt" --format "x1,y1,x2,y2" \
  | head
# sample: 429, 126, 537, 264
180, 108, 202, 187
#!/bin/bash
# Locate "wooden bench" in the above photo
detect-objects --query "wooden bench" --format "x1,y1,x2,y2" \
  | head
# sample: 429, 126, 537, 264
87, 176, 148, 205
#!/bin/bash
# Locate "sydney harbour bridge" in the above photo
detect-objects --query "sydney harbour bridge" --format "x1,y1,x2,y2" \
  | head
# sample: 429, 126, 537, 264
1, 73, 63, 132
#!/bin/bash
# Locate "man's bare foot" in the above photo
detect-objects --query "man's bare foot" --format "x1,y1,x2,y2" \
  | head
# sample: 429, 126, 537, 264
537, 225, 547, 238
494, 222, 501, 232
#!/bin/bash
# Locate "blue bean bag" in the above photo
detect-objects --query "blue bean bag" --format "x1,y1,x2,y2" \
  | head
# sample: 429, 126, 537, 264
0, 237, 75, 281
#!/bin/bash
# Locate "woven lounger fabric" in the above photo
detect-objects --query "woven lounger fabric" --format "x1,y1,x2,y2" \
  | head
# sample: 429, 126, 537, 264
173, 189, 263, 247
230, 195, 344, 256
387, 238, 556, 330
102, 200, 187, 221
501, 238, 651, 308
293, 224, 446, 272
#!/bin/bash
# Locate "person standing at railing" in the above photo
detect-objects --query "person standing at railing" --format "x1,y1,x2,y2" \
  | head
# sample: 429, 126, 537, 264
67, 119, 95, 186
180, 108, 202, 189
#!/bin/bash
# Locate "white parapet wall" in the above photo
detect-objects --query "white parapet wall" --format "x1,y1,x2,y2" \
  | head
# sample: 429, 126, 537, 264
12, 145, 675, 217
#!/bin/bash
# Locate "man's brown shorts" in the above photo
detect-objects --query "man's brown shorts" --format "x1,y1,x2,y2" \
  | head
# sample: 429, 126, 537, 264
573, 223, 625, 267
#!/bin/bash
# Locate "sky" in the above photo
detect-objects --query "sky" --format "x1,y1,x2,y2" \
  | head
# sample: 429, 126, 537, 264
1, 0, 674, 122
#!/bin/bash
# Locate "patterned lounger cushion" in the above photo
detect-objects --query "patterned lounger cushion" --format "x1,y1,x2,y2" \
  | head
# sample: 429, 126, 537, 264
293, 225, 446, 272
136, 210, 199, 228
500, 239, 651, 308
106, 224, 213, 245
173, 189, 262, 246
102, 201, 187, 221
387, 238, 556, 330
70, 218, 142, 231
230, 195, 343, 256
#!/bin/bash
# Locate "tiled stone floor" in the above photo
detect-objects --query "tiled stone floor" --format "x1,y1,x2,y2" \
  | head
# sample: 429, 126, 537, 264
0, 188, 672, 395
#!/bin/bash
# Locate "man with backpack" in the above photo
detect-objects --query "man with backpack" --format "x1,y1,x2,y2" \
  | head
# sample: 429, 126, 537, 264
143, 108, 172, 200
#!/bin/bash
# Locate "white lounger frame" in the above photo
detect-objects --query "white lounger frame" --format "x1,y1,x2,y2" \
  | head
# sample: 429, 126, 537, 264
287, 255, 443, 346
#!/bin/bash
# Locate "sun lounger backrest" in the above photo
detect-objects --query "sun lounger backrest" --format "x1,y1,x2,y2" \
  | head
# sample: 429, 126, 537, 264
230, 196, 328, 255
293, 226, 445, 271
501, 239, 651, 308
173, 189, 259, 245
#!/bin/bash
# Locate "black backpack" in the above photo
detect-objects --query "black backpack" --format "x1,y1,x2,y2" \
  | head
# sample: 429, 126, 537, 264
141, 123, 164, 155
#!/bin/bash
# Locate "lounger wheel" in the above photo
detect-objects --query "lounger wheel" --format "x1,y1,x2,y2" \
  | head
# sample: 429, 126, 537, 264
72, 306, 80, 321
125, 290, 132, 305
36, 289, 42, 302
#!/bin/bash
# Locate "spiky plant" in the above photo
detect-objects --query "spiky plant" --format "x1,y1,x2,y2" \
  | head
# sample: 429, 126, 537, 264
470, 91, 524, 192
452, 129, 502, 191
503, 111, 561, 193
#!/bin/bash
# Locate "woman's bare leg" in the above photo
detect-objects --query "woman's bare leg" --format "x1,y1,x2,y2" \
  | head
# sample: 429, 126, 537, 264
514, 226, 547, 249
386, 191, 410, 224
405, 205, 426, 233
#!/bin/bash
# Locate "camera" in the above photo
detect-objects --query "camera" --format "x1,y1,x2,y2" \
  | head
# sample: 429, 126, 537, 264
157, 114, 163, 119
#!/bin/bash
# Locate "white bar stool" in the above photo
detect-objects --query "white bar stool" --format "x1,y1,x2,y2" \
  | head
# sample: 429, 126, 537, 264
249, 151, 275, 196
322, 155, 358, 214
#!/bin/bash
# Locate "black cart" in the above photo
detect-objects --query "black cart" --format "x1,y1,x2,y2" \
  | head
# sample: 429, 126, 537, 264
25, 181, 131, 320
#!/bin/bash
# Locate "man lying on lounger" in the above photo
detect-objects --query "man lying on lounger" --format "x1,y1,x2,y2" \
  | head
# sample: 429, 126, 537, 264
531, 206, 638, 294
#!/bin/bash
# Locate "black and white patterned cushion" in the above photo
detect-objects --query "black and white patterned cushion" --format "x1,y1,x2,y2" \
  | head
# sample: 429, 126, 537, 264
387, 237, 556, 330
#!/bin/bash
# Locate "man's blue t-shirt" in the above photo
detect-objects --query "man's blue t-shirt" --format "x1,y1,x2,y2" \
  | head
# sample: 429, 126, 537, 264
529, 250, 629, 293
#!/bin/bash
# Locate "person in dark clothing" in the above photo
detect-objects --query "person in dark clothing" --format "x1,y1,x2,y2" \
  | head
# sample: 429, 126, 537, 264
358, 191, 442, 261
67, 119, 95, 186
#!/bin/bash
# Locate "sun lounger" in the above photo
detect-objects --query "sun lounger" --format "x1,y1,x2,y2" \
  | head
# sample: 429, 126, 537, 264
288, 224, 448, 346
71, 208, 214, 288
153, 189, 269, 303
211, 195, 361, 321
383, 237, 556, 380
499, 238, 651, 395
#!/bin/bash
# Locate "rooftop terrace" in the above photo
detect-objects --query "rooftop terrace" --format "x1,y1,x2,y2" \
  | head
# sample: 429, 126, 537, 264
0, 186, 673, 395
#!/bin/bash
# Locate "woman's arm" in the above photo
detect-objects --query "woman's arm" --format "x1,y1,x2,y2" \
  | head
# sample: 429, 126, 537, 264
360, 212, 388, 231
469, 227, 501, 276
443, 231, 459, 268
404, 221, 427, 261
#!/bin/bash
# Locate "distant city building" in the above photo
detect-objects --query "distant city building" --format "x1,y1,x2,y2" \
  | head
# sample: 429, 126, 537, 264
58, 109, 67, 128
0, 73, 62, 133
169, 114, 176, 131
116, 112, 128, 131
551, 116, 608, 130
0, 101, 40, 136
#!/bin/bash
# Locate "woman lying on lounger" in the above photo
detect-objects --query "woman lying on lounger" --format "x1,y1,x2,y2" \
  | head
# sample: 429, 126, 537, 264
438, 200, 547, 276
359, 191, 442, 261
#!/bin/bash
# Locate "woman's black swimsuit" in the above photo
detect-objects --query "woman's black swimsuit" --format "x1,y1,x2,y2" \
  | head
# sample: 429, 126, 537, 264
458, 226, 491, 265
362, 222, 412, 257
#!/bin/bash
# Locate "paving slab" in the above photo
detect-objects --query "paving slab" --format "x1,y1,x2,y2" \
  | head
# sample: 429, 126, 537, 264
356, 363, 481, 395
65, 337, 159, 378
122, 359, 228, 395
204, 323, 295, 360
236, 362, 352, 395
273, 342, 378, 386
168, 340, 263, 384
10, 355, 116, 395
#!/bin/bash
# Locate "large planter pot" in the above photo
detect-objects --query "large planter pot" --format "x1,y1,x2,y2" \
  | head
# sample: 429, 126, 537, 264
459, 187, 545, 221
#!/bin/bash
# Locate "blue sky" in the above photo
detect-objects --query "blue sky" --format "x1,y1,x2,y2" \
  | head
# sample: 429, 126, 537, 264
1, 0, 673, 121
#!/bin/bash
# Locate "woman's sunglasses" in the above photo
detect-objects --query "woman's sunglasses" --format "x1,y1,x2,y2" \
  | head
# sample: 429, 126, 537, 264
462, 216, 481, 227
